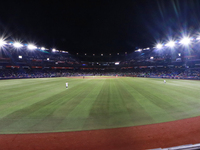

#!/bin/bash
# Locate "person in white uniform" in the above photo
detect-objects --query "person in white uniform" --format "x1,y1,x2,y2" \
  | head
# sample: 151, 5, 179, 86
66, 82, 68, 89
164, 80, 166, 83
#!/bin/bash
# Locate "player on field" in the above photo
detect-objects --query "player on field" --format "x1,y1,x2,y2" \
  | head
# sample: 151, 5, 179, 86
66, 82, 68, 89
164, 80, 166, 83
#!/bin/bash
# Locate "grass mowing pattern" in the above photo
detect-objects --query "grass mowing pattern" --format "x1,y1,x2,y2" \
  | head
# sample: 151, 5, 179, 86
0, 77, 200, 133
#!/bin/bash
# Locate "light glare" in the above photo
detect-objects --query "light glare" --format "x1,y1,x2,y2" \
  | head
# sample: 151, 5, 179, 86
0, 39, 6, 47
28, 44, 37, 50
13, 42, 23, 48
196, 37, 200, 40
166, 41, 175, 47
41, 47, 45, 50
180, 37, 191, 45
115, 62, 120, 65
156, 43, 163, 49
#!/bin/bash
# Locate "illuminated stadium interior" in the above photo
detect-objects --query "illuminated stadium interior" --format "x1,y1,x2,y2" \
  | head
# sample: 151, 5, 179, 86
0, 33, 200, 81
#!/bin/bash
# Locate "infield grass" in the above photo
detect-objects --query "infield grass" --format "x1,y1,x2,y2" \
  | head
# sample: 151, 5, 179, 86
1, 77, 200, 133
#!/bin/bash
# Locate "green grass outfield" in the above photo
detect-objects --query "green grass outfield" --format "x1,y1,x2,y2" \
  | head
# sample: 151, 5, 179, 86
1, 77, 200, 134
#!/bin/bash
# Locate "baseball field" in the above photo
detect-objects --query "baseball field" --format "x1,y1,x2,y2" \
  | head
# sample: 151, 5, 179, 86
1, 76, 200, 135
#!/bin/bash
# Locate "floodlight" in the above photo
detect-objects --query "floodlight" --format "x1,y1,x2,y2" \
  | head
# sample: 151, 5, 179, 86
18, 55, 22, 59
41, 47, 45, 50
27, 44, 37, 50
115, 62, 120, 65
166, 41, 175, 47
0, 39, 6, 47
196, 37, 200, 40
13, 42, 23, 48
180, 37, 191, 45
150, 57, 154, 59
52, 48, 56, 52
47, 58, 49, 60
156, 43, 163, 49
135, 49, 142, 52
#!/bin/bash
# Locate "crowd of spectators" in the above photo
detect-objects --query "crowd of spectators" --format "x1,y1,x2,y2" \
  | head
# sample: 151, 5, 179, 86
0, 47, 80, 68
1, 45, 200, 80
1, 68, 200, 80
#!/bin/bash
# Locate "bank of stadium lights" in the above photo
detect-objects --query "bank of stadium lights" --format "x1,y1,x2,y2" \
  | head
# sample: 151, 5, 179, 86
61, 50, 68, 53
0, 33, 197, 54
13, 42, 23, 48
41, 47, 45, 50
179, 37, 191, 45
165, 41, 175, 47
143, 47, 150, 50
47, 58, 49, 60
52, 48, 56, 52
196, 36, 200, 40
156, 43, 163, 49
0, 39, 6, 47
27, 44, 37, 50
115, 62, 120, 65
135, 49, 142, 52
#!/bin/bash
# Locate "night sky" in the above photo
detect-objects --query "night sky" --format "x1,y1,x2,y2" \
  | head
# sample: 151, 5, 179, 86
0, 0, 200, 55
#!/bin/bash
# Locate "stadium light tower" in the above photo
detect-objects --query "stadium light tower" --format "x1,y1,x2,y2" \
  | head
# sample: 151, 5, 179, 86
13, 42, 23, 48
180, 37, 191, 45
27, 44, 37, 50
156, 43, 163, 49
165, 41, 175, 48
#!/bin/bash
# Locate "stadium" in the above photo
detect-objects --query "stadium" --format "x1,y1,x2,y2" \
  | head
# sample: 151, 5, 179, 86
1, 34, 200, 150
2, 1, 200, 150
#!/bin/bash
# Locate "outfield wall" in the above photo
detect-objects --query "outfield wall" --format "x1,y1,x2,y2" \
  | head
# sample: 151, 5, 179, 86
128, 75, 200, 80
1, 74, 200, 80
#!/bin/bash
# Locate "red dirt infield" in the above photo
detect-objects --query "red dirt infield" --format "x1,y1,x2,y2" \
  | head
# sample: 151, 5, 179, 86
1, 116, 200, 150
